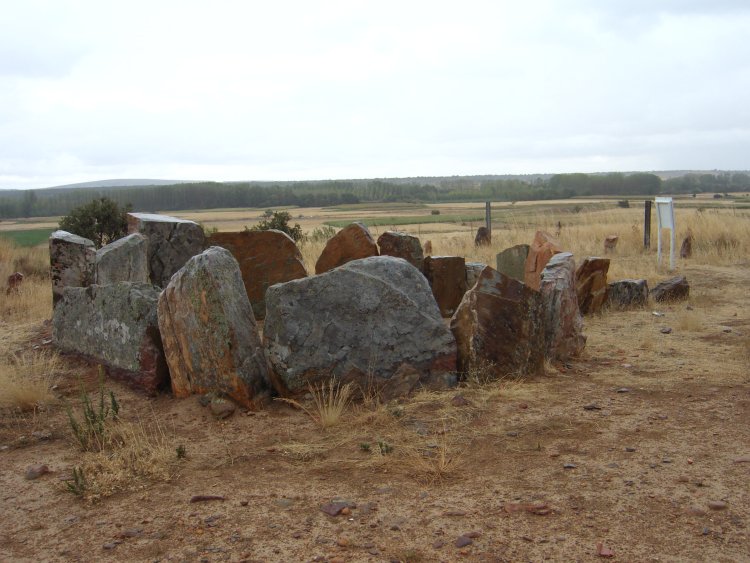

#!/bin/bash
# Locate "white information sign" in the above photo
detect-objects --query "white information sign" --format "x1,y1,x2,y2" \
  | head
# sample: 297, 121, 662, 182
655, 197, 676, 270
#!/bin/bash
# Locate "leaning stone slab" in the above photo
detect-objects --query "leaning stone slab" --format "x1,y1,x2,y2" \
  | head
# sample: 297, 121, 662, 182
576, 257, 610, 315
264, 256, 457, 398
209, 229, 307, 320
607, 279, 649, 309
158, 247, 271, 410
524, 232, 562, 290
451, 266, 545, 378
49, 230, 96, 308
423, 256, 467, 318
52, 282, 167, 394
96, 233, 149, 285
540, 253, 586, 361
377, 231, 424, 271
127, 212, 206, 288
496, 244, 529, 282
315, 222, 378, 274
651, 276, 689, 302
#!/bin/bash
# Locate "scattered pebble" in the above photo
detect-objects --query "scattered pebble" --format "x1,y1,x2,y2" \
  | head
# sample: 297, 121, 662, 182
24, 464, 50, 480
625, 447, 636, 452
320, 501, 352, 517
209, 397, 236, 419
616, 388, 631, 393
652, 311, 665, 317
563, 463, 577, 470
455, 535, 473, 548
190, 495, 226, 503
733, 456, 750, 464
583, 403, 601, 410
708, 501, 727, 511
432, 540, 445, 549
450, 394, 471, 407
660, 327, 673, 334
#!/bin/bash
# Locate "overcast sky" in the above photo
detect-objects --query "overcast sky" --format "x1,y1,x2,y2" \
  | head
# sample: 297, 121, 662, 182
1, 1, 748, 189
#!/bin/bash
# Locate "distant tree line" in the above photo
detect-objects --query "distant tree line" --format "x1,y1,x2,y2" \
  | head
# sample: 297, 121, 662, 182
1, 171, 747, 219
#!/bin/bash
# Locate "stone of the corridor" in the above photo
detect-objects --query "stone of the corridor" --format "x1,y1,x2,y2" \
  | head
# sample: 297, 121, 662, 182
524, 231, 562, 290
96, 233, 149, 285
315, 222, 378, 274
651, 276, 690, 302
603, 235, 619, 253
495, 244, 529, 283
575, 257, 610, 314
423, 256, 467, 317
49, 230, 96, 308
607, 279, 649, 309
474, 226, 491, 247
377, 231, 424, 271
424, 240, 433, 256
127, 212, 206, 288
465, 262, 487, 290
52, 282, 167, 394
158, 247, 270, 410
680, 234, 694, 259
539, 252, 586, 361
451, 266, 545, 378
264, 256, 457, 398
209, 230, 307, 320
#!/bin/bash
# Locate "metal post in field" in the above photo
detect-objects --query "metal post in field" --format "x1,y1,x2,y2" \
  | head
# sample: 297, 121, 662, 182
485, 201, 492, 241
644, 200, 652, 249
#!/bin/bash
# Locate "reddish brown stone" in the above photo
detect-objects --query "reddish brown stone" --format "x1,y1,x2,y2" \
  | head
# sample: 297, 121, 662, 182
6, 272, 23, 295
424, 240, 433, 256
604, 235, 619, 253
423, 256, 467, 318
524, 231, 563, 290
575, 257, 610, 314
475, 227, 491, 246
209, 230, 307, 320
680, 234, 694, 258
315, 222, 378, 274
376, 231, 424, 271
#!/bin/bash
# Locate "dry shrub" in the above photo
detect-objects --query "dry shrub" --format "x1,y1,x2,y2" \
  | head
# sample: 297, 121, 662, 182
676, 309, 703, 331
278, 381, 353, 428
402, 423, 463, 484
0, 350, 59, 411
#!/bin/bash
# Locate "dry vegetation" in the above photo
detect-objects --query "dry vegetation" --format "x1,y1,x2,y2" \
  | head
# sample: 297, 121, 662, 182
1, 201, 748, 561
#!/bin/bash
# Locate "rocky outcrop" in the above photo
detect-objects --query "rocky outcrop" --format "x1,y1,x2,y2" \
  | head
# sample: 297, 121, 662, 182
264, 256, 457, 398
465, 262, 487, 290
96, 233, 149, 285
157, 247, 270, 410
451, 266, 545, 378
49, 230, 96, 308
52, 282, 167, 394
315, 222, 378, 274
539, 253, 585, 361
423, 256, 467, 317
651, 276, 690, 302
209, 230, 307, 320
495, 244, 529, 283
127, 213, 206, 288
377, 231, 424, 271
607, 279, 649, 309
575, 257, 610, 314
524, 231, 562, 290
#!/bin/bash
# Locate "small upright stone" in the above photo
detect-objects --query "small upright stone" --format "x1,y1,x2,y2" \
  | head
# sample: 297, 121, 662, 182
474, 227, 491, 247
423, 256, 467, 317
524, 231, 562, 290
680, 234, 694, 258
49, 230, 96, 308
377, 231, 424, 271
540, 253, 585, 361
315, 222, 378, 274
96, 233, 149, 285
127, 213, 206, 288
603, 235, 619, 253
495, 244, 530, 283
424, 240, 433, 256
607, 279, 649, 309
465, 262, 487, 290
575, 257, 610, 314
651, 276, 690, 302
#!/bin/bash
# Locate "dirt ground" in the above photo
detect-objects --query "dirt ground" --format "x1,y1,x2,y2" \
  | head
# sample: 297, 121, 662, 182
1, 262, 748, 562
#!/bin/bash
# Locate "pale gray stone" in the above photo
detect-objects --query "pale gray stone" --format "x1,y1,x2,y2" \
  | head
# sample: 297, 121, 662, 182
465, 262, 487, 290
96, 233, 149, 285
495, 244, 529, 282
49, 230, 96, 308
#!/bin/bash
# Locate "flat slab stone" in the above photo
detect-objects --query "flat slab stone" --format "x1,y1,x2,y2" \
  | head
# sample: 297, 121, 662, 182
423, 256, 467, 318
315, 222, 378, 274
496, 244, 529, 282
377, 231, 424, 271
96, 233, 149, 285
49, 230, 96, 308
524, 232, 562, 290
576, 257, 610, 314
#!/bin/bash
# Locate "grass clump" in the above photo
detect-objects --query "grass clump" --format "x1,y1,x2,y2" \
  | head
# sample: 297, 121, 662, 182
65, 369, 119, 452
278, 380, 353, 428
0, 351, 59, 412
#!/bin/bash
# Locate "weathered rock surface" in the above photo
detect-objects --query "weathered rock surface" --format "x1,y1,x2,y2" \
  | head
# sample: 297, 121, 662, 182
52, 282, 167, 394
451, 266, 545, 378
680, 234, 694, 258
158, 247, 270, 410
423, 256, 467, 317
49, 230, 96, 307
524, 231, 562, 290
495, 244, 529, 283
127, 213, 206, 288
651, 276, 690, 302
209, 230, 307, 320
264, 256, 457, 397
576, 257, 610, 314
607, 279, 649, 309
377, 231, 424, 271
96, 233, 149, 285
315, 222, 378, 274
465, 262, 487, 290
539, 253, 586, 361
474, 227, 491, 246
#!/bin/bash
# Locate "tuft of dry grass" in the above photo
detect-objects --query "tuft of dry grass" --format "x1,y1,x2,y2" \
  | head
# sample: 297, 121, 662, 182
278, 381, 354, 428
0, 350, 59, 411
675, 309, 703, 331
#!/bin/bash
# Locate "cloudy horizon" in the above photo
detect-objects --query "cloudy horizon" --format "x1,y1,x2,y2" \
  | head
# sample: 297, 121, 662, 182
2, 1, 749, 190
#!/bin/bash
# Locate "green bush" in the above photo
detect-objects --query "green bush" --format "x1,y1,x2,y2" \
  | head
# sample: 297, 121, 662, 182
248, 211, 304, 242
59, 197, 131, 248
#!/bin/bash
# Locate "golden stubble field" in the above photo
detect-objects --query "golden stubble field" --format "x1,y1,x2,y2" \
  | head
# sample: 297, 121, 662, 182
1, 201, 749, 562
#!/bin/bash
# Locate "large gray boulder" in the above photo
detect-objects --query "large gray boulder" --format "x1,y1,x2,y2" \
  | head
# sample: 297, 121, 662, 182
49, 230, 96, 308
96, 233, 149, 285
539, 253, 586, 361
157, 247, 271, 410
52, 282, 167, 394
651, 276, 689, 302
264, 256, 457, 398
127, 213, 206, 288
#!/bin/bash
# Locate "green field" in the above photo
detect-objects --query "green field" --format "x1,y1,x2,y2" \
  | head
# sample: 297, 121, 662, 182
0, 228, 54, 247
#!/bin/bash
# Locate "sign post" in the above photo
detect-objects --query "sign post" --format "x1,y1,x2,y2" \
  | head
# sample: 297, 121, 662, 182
654, 197, 676, 271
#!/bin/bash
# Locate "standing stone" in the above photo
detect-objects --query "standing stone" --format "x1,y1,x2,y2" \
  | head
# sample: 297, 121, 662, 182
651, 276, 690, 302
495, 244, 530, 282
209, 230, 307, 320
539, 253, 586, 361
575, 257, 610, 314
424, 240, 433, 256
127, 213, 206, 288
475, 227, 491, 246
607, 279, 649, 309
377, 231, 424, 271
96, 233, 149, 285
264, 256, 457, 398
680, 234, 694, 258
603, 235, 619, 253
52, 282, 167, 394
465, 262, 487, 290
158, 247, 271, 410
524, 231, 563, 290
49, 230, 96, 308
423, 256, 467, 318
451, 266, 545, 378
315, 222, 378, 274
